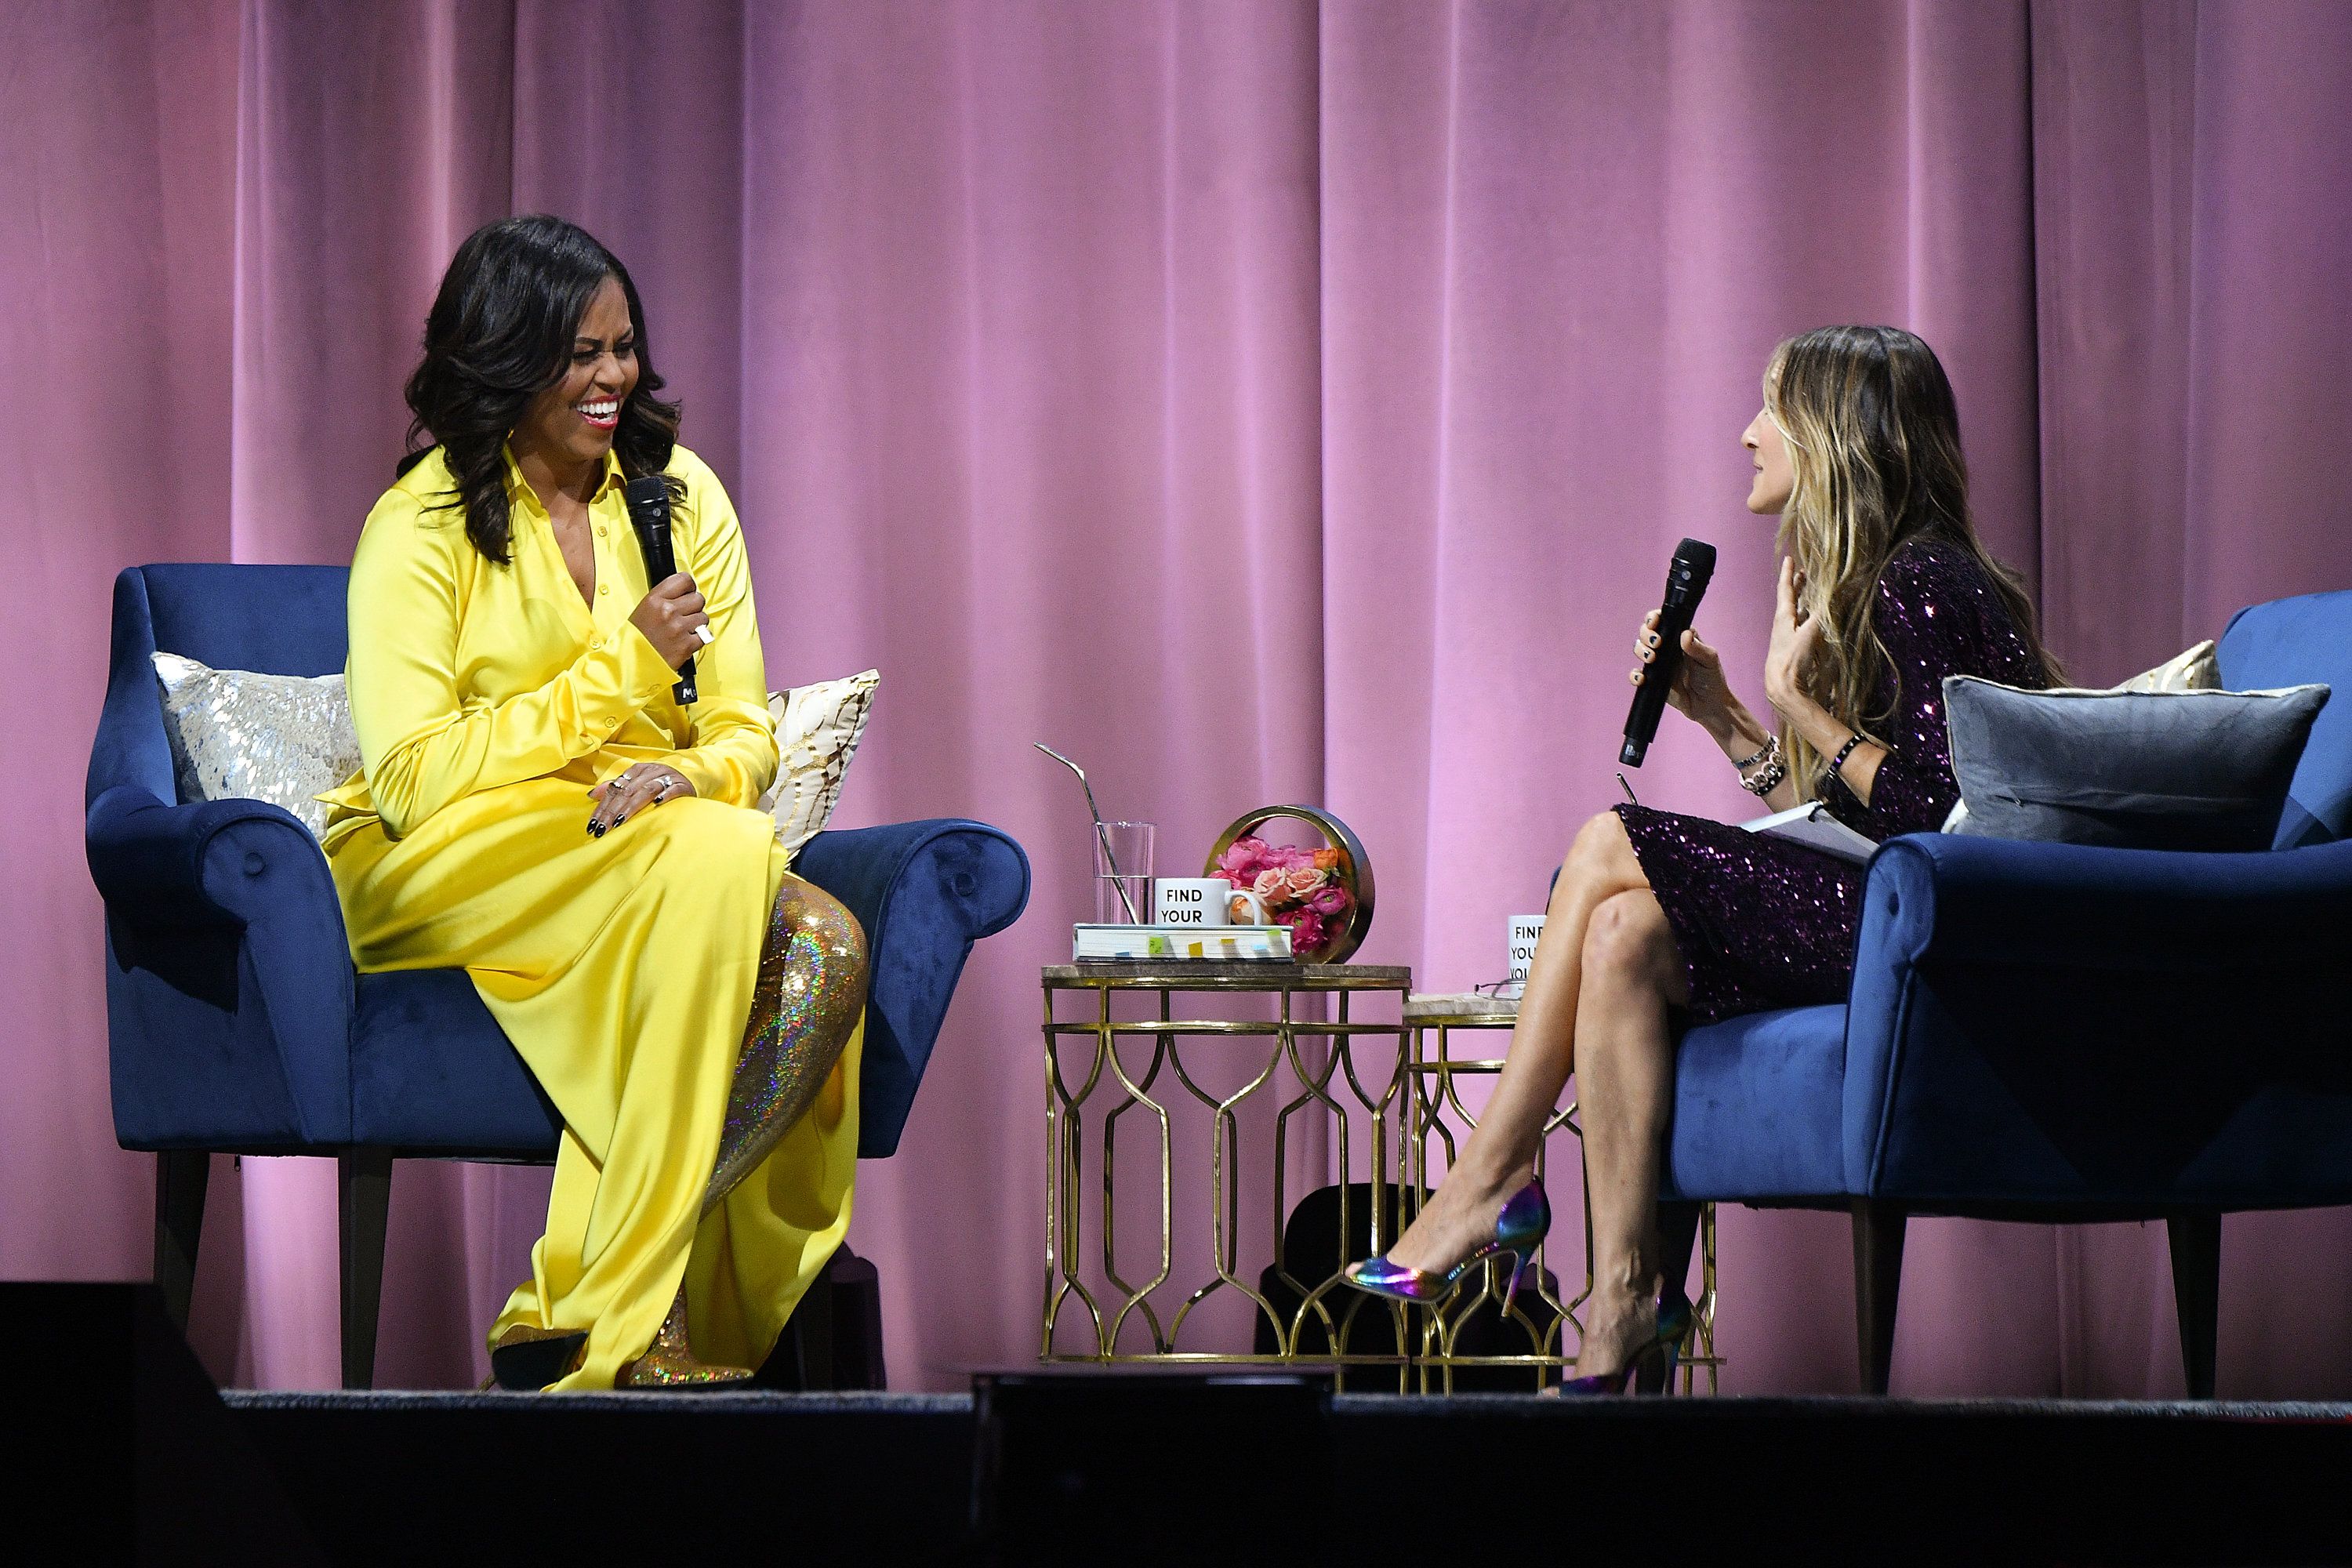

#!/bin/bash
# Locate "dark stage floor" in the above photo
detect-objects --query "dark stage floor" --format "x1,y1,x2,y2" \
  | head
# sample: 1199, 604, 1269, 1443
216, 1384, 2350, 1564
22, 1278, 2348, 1564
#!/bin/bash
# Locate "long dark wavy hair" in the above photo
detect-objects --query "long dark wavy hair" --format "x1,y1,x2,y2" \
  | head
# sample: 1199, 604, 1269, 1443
397, 215, 681, 564
1765, 324, 2065, 795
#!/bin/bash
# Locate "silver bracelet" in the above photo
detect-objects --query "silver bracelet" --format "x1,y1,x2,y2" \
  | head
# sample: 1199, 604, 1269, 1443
1730, 735, 1775, 771
1737, 735, 1786, 797
1740, 758, 1788, 797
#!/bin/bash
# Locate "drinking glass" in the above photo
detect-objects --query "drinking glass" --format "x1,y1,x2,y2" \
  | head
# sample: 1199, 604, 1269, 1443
1093, 821, 1154, 925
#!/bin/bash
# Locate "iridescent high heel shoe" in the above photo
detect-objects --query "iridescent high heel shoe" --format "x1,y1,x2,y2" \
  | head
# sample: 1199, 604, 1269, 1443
1559, 1287, 1694, 1396
1341, 1178, 1551, 1309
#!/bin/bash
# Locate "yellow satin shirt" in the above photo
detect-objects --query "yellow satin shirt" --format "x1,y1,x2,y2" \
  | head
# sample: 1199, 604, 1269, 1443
321, 442, 777, 842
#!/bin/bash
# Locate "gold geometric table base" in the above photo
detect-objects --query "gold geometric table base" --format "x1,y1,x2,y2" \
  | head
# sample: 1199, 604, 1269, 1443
1041, 962, 1421, 1388
1037, 966, 1718, 1393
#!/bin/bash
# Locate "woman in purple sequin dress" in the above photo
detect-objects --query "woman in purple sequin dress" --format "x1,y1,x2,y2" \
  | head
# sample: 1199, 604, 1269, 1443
1352, 326, 2064, 1387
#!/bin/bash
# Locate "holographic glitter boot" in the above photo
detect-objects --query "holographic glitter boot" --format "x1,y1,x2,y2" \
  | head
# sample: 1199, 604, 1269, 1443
616, 1290, 754, 1390
700, 878, 869, 1212
615, 877, 870, 1392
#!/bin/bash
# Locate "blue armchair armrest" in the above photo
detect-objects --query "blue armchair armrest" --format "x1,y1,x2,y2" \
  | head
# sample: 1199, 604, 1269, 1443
793, 818, 1031, 1157
88, 783, 358, 1149
1844, 833, 2352, 1210
89, 784, 1029, 1159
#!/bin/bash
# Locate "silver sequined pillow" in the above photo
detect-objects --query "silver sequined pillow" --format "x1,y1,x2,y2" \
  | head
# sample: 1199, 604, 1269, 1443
151, 652, 363, 840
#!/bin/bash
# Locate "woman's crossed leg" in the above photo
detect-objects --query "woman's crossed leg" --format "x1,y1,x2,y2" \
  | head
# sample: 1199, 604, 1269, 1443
1377, 806, 1688, 1379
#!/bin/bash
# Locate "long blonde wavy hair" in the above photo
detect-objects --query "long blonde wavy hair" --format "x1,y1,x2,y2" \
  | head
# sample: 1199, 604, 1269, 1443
1765, 325, 2063, 798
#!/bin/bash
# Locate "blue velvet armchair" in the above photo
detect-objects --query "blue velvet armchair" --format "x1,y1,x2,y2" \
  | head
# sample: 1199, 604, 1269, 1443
1661, 588, 2352, 1396
86, 564, 1030, 1388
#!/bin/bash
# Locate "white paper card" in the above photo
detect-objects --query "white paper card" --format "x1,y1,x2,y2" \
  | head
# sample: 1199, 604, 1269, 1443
1508, 915, 1547, 980
1740, 802, 1879, 866
1157, 877, 1232, 927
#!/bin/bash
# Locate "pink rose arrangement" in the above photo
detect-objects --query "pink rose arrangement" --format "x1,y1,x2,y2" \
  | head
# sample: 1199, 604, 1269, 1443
1212, 836, 1355, 958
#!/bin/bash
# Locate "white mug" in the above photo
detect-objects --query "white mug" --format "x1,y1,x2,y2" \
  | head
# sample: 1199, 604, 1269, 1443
1508, 915, 1547, 981
1156, 877, 1269, 927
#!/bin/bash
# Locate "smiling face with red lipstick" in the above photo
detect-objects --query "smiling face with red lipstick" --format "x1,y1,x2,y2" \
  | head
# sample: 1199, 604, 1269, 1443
402, 215, 682, 567
509, 274, 640, 487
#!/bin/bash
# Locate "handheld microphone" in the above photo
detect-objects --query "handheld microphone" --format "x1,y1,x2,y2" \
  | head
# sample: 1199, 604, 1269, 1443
622, 475, 698, 705
1620, 538, 1717, 767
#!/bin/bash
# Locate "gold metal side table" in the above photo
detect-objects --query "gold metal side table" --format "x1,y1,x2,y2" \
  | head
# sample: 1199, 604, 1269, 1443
1406, 992, 1721, 1393
1041, 962, 1415, 1387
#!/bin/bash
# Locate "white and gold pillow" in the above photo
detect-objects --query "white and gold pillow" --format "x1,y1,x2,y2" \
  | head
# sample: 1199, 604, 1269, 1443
151, 652, 361, 841
2112, 638, 2221, 694
760, 670, 879, 857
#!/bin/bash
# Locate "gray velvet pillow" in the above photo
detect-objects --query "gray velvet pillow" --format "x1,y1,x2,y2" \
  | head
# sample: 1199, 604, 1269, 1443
1941, 676, 2329, 851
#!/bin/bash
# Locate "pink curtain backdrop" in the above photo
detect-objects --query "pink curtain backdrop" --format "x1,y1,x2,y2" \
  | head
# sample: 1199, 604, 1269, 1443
7, 0, 2350, 1395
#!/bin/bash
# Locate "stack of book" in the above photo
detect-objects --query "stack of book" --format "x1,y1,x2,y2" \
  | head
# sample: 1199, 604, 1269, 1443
1073, 924, 1294, 962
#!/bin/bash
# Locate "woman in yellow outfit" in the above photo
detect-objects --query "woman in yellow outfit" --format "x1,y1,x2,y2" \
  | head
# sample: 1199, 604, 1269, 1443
318, 215, 868, 1391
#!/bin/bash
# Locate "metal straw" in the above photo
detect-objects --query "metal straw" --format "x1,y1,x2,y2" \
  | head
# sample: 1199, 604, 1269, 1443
1034, 742, 1141, 924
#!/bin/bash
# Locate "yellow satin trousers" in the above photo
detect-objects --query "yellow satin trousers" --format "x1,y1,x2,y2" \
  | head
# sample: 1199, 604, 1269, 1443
325, 762, 861, 1391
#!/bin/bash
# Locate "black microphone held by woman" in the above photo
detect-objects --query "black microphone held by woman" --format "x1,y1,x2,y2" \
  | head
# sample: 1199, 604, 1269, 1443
625, 474, 698, 704
1620, 538, 1716, 766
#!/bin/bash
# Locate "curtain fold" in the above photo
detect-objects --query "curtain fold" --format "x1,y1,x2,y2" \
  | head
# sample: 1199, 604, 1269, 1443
2, 0, 243, 1363
8, 0, 2350, 1396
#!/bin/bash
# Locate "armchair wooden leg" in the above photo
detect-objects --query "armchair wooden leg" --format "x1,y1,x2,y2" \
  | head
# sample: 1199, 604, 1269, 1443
769, 1247, 887, 1391
2167, 1212, 2221, 1399
153, 1150, 211, 1334
1657, 1200, 1702, 1303
831, 1247, 887, 1390
797, 1251, 840, 1389
338, 1149, 393, 1392
1850, 1199, 1907, 1395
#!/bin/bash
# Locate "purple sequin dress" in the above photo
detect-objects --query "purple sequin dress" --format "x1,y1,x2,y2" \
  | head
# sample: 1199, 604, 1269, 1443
1615, 537, 2045, 1023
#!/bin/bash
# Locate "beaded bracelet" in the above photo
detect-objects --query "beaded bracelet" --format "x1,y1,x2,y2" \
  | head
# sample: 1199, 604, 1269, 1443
1737, 734, 1786, 797
1740, 756, 1788, 797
